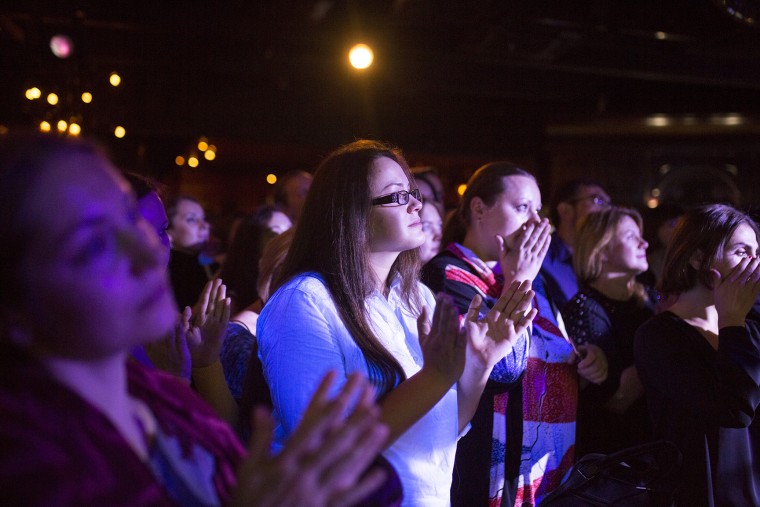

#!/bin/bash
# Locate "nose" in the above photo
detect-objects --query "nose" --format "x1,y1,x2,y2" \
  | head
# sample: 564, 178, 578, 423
122, 222, 164, 274
409, 193, 423, 213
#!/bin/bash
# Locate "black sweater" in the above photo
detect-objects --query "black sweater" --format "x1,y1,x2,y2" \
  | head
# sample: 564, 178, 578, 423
634, 311, 760, 506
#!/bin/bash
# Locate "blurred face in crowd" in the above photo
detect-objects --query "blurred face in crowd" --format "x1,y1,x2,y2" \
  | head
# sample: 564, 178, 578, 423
566, 184, 610, 227
283, 171, 313, 222
168, 198, 209, 250
266, 210, 292, 234
418, 203, 443, 263
17, 152, 177, 358
137, 191, 171, 266
602, 215, 649, 276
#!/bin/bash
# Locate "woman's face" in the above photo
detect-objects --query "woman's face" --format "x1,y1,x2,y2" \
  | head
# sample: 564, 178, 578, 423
266, 210, 292, 234
418, 204, 443, 263
368, 157, 425, 254
168, 198, 209, 249
474, 175, 542, 258
602, 215, 649, 275
711, 222, 759, 278
138, 191, 171, 266
19, 153, 177, 359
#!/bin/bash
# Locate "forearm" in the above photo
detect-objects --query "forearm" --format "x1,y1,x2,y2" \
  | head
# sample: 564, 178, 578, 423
379, 367, 454, 445
456, 363, 490, 432
604, 365, 644, 414
191, 360, 239, 425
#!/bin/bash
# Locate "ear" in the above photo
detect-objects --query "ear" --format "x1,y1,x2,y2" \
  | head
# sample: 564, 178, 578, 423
470, 196, 487, 221
688, 250, 704, 271
599, 245, 609, 263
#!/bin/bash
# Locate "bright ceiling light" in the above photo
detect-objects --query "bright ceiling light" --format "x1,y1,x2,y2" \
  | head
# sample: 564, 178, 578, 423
349, 44, 374, 69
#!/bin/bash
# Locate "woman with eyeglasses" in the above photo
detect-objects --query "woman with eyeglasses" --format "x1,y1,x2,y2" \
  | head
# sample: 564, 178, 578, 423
421, 162, 608, 506
635, 204, 760, 506
563, 206, 654, 458
0, 134, 404, 506
256, 140, 537, 506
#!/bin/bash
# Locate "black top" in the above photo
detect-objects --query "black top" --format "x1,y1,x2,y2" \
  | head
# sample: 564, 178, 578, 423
564, 285, 654, 457
168, 249, 212, 310
635, 311, 760, 506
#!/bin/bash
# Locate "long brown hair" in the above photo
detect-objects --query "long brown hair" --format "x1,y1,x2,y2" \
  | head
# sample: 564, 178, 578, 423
272, 140, 421, 395
442, 162, 534, 247
573, 206, 648, 304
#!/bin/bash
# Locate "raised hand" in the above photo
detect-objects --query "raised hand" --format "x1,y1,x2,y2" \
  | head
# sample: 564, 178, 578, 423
497, 218, 551, 287
142, 323, 192, 381
573, 343, 608, 385
712, 257, 760, 327
417, 293, 467, 387
231, 372, 390, 507
183, 278, 232, 368
463, 280, 537, 373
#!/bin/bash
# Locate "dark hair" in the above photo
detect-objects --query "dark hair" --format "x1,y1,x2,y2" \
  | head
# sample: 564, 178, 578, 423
123, 172, 166, 201
574, 206, 648, 303
220, 205, 280, 312
441, 162, 534, 248
549, 177, 606, 226
165, 194, 201, 228
411, 166, 442, 203
659, 204, 760, 295
0, 134, 107, 315
273, 140, 419, 395
273, 169, 311, 207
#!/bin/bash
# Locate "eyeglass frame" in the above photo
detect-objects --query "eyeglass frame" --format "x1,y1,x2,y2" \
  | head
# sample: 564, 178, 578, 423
568, 193, 610, 207
371, 188, 423, 207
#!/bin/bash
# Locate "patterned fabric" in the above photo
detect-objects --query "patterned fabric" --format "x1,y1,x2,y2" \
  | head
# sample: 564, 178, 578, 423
512, 277, 577, 506
0, 344, 244, 506
424, 244, 577, 506
220, 321, 256, 402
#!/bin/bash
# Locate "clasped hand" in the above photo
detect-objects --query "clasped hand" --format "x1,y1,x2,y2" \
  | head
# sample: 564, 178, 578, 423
498, 218, 551, 286
417, 280, 537, 385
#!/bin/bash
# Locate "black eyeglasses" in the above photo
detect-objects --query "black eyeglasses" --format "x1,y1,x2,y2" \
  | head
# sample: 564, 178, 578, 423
569, 194, 610, 207
371, 188, 423, 207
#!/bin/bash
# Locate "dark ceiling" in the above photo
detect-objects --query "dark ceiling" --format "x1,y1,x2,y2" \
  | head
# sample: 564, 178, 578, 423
2, 0, 760, 161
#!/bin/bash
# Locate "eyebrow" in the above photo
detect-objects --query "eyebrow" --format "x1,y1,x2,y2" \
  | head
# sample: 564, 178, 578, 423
378, 181, 407, 193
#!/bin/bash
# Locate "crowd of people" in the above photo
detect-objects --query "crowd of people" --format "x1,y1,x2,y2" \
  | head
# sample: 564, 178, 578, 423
0, 133, 758, 507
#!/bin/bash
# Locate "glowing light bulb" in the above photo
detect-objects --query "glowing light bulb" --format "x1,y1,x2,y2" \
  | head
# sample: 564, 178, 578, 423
39, 121, 51, 132
81, 92, 93, 103
26, 87, 41, 100
204, 150, 216, 161
349, 44, 374, 69
50, 34, 73, 58
266, 174, 278, 184
457, 184, 467, 196
114, 126, 126, 138
188, 156, 199, 168
57, 120, 68, 132
109, 72, 121, 87
68, 123, 81, 136
198, 140, 209, 151
47, 93, 59, 105
175, 156, 186, 166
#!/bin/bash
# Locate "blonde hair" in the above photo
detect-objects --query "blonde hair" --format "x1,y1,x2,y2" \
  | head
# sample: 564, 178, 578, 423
573, 206, 648, 303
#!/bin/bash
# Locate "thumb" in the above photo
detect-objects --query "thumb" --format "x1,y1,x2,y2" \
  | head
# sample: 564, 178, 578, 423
417, 305, 431, 344
466, 294, 482, 323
